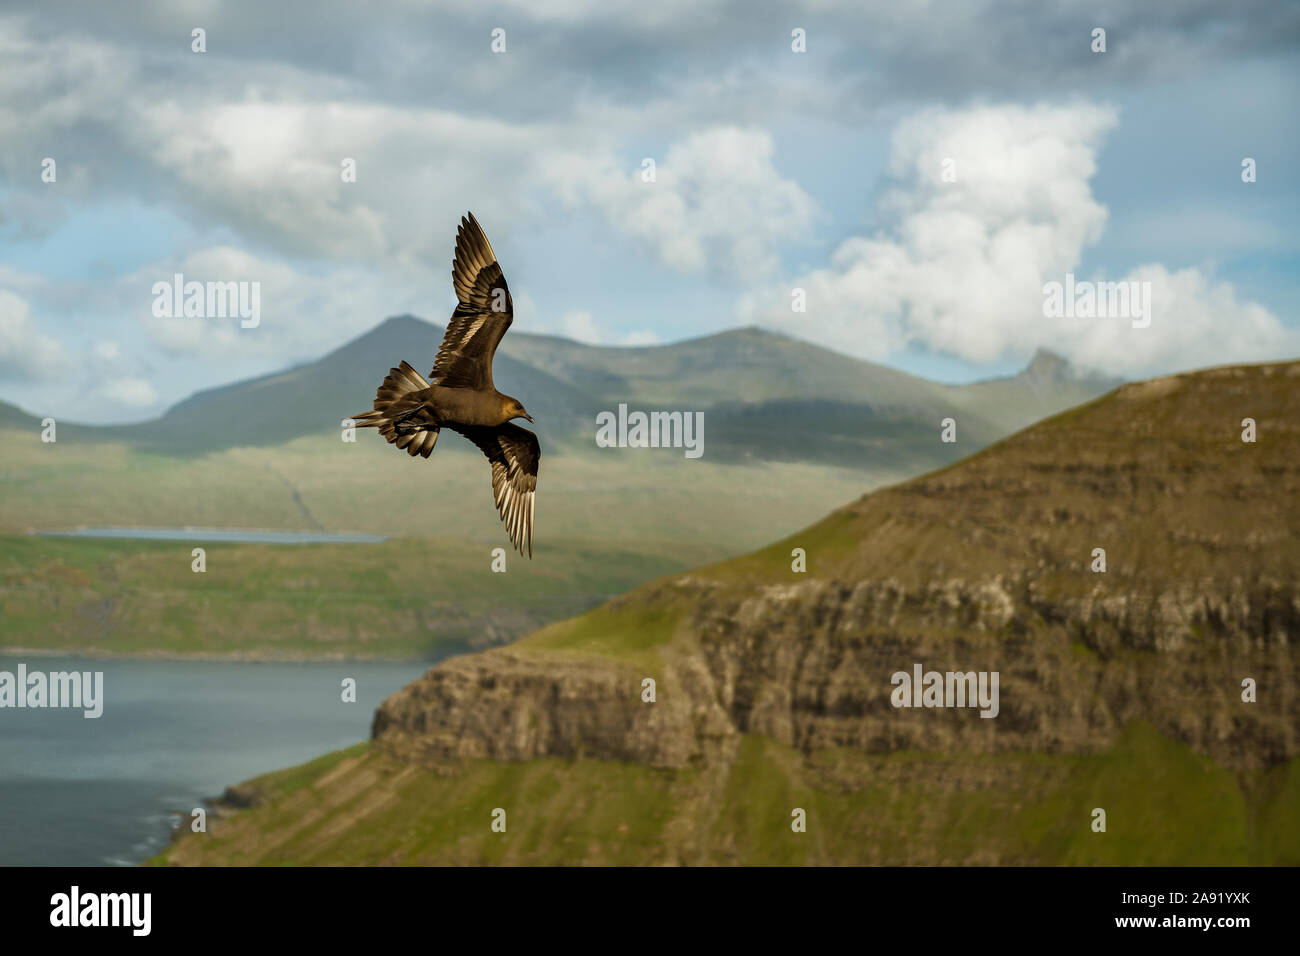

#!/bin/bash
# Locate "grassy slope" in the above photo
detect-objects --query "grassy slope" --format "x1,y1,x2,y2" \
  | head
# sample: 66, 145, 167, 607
699, 362, 1300, 593
0, 428, 874, 540
154, 722, 1300, 865
0, 429, 878, 657
0, 534, 683, 658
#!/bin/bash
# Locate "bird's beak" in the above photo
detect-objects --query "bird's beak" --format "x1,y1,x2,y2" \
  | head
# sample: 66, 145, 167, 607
524, 413, 535, 423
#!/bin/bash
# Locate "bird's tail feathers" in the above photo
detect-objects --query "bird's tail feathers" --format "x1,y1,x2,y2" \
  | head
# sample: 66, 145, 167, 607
351, 361, 441, 459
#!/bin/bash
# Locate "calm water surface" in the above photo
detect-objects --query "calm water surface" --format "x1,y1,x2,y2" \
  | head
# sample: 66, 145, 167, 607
0, 655, 448, 865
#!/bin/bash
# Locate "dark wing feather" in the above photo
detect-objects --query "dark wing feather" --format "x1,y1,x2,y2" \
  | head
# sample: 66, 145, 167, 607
450, 422, 539, 558
431, 212, 513, 390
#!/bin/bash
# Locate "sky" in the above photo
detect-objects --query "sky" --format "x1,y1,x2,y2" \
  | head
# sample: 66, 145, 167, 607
0, 0, 1297, 424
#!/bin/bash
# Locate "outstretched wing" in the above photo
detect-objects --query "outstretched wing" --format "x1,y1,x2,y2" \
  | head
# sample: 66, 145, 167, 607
431, 212, 514, 390
450, 422, 539, 557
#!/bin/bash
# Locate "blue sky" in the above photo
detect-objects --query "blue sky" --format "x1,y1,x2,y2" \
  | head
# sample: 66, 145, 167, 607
1, 1, 1297, 423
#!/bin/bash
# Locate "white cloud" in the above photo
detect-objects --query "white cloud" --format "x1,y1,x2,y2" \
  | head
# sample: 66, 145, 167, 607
544, 127, 817, 280
93, 376, 159, 408
552, 310, 601, 342
0, 17, 568, 267
1058, 263, 1296, 374
496, 0, 702, 26
619, 329, 662, 346
131, 98, 553, 268
0, 288, 67, 383
134, 245, 426, 362
533, 309, 661, 347
740, 102, 1298, 375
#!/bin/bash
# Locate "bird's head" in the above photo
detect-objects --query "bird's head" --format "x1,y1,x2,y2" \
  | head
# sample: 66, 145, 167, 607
502, 396, 534, 424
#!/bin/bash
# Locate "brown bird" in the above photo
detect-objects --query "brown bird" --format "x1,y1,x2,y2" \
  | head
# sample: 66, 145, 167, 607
351, 212, 540, 557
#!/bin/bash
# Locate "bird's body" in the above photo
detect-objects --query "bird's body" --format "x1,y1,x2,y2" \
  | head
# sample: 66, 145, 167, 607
350, 212, 540, 556
396, 383, 520, 428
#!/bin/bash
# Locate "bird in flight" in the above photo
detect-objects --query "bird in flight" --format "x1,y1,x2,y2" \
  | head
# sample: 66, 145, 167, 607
351, 212, 539, 557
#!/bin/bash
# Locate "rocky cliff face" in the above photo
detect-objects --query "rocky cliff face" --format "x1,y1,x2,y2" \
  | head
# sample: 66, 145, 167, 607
372, 361, 1300, 774
372, 646, 735, 769
373, 572, 1297, 773
693, 575, 1294, 771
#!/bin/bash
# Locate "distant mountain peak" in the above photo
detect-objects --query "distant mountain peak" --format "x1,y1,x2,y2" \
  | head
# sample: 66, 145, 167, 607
377, 313, 434, 331
1023, 347, 1069, 380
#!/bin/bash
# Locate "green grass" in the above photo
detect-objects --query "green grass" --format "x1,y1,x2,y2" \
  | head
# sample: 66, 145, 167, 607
516, 601, 683, 670
1050, 722, 1252, 864
0, 533, 685, 658
1245, 758, 1300, 865
153, 721, 1300, 866
699, 507, 867, 582
153, 743, 692, 866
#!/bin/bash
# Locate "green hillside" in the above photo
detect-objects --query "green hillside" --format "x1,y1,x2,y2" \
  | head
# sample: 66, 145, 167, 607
156, 359, 1300, 865
153, 723, 1300, 866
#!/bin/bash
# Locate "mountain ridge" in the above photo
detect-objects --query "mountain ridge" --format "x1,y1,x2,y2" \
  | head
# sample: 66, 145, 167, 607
0, 316, 1120, 469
